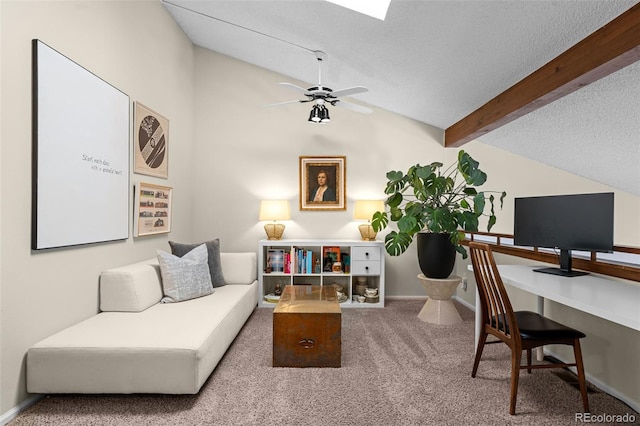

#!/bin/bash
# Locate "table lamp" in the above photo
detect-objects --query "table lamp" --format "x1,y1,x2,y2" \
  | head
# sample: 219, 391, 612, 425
354, 200, 384, 241
259, 200, 290, 240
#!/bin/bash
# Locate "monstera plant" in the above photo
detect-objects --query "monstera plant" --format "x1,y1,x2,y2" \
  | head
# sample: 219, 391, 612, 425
371, 150, 506, 278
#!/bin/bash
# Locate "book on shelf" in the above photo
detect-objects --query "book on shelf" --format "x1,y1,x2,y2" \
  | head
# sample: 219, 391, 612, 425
306, 250, 313, 274
283, 252, 291, 274
290, 247, 319, 274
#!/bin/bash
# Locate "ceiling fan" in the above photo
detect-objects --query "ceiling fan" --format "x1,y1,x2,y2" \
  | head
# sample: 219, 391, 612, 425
266, 51, 373, 123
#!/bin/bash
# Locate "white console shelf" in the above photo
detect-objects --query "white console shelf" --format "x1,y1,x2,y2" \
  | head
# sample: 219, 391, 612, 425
258, 239, 385, 308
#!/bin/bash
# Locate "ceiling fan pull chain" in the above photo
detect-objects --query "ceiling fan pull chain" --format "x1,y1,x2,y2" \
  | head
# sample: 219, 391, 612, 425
318, 62, 322, 89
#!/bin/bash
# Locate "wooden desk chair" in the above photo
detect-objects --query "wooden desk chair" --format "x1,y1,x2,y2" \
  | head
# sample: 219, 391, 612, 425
468, 242, 589, 415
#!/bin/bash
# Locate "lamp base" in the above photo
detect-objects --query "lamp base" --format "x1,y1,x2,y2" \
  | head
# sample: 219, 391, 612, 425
358, 224, 377, 241
264, 223, 285, 240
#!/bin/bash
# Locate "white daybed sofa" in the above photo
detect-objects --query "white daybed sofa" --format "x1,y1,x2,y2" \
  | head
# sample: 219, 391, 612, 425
27, 252, 258, 394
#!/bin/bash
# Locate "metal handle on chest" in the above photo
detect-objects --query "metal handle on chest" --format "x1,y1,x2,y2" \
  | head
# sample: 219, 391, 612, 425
298, 338, 315, 349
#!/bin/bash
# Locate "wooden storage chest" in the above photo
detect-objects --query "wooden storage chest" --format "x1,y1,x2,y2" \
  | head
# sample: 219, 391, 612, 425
273, 285, 341, 367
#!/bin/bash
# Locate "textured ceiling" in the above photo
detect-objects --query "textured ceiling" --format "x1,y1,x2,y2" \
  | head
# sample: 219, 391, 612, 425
162, 0, 640, 196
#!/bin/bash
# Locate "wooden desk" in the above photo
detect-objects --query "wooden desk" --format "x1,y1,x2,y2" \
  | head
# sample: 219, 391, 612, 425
471, 265, 640, 349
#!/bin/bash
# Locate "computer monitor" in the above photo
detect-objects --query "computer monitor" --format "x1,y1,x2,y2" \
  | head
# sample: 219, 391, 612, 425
513, 192, 614, 277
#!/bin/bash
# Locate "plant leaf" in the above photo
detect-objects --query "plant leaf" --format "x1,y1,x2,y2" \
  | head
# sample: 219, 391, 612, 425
397, 215, 418, 234
458, 150, 487, 186
460, 211, 479, 231
371, 211, 388, 232
389, 206, 403, 221
473, 193, 485, 215
488, 214, 497, 232
455, 244, 469, 259
386, 170, 403, 181
384, 171, 405, 194
384, 231, 413, 256
386, 192, 403, 208
415, 164, 436, 179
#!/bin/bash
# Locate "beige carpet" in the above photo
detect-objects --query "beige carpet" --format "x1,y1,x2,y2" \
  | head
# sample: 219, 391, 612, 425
10, 300, 638, 425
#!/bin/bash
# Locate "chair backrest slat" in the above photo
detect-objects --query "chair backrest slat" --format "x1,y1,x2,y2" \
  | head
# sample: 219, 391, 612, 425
469, 242, 519, 341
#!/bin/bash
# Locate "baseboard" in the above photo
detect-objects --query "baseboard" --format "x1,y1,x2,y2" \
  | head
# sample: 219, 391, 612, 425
385, 295, 427, 301
0, 394, 44, 426
544, 348, 640, 414
384, 295, 475, 312
452, 295, 475, 312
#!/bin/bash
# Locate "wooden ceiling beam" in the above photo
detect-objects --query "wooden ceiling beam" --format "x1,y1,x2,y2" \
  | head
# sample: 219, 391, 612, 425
444, 4, 640, 148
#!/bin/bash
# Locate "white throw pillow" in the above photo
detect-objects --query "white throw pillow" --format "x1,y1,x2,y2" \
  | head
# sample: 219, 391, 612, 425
157, 244, 213, 303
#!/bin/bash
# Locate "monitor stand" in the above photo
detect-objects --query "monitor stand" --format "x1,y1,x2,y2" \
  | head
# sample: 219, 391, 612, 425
533, 249, 589, 277
534, 267, 589, 277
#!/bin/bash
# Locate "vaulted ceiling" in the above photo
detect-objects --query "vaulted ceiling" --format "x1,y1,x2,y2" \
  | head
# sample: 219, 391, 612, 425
162, 0, 640, 196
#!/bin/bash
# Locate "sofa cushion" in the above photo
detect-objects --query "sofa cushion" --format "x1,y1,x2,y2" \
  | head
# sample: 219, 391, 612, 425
169, 238, 225, 287
100, 252, 258, 312
99, 259, 163, 312
220, 252, 257, 284
157, 244, 213, 303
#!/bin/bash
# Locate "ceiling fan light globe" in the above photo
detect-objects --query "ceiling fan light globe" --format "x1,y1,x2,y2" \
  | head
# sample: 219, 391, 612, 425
308, 105, 322, 122
320, 106, 330, 123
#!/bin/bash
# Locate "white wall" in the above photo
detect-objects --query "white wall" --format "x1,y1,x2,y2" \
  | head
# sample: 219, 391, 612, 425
1, 0, 639, 419
0, 0, 195, 417
191, 47, 446, 297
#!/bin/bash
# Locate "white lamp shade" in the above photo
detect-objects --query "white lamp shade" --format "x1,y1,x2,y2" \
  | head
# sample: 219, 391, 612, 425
259, 200, 291, 221
354, 200, 385, 221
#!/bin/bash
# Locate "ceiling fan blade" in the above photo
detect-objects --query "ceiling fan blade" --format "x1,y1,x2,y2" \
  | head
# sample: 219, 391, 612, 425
278, 82, 312, 95
333, 100, 373, 114
330, 86, 368, 98
264, 99, 310, 107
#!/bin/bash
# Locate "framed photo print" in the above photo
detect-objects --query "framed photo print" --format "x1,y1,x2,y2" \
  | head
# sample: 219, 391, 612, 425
134, 182, 172, 236
134, 102, 168, 178
299, 156, 346, 211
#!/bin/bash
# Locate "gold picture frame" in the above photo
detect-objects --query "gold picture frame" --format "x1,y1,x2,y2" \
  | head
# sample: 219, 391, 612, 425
299, 156, 346, 211
134, 182, 172, 236
133, 102, 169, 178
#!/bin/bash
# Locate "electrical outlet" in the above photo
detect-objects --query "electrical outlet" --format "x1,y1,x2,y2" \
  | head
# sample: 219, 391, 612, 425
461, 277, 468, 291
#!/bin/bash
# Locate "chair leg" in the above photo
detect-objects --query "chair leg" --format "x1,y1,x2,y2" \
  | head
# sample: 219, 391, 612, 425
526, 349, 532, 374
573, 339, 590, 413
509, 348, 520, 415
471, 331, 487, 378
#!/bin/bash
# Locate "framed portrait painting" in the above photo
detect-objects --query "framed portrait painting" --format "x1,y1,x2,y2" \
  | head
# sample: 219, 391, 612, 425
299, 156, 346, 211
134, 182, 172, 236
133, 102, 169, 178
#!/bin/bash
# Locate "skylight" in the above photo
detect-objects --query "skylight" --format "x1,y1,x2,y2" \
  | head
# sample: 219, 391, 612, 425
326, 0, 391, 21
